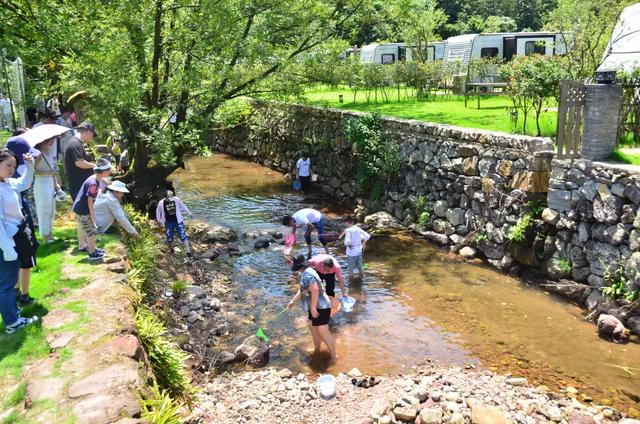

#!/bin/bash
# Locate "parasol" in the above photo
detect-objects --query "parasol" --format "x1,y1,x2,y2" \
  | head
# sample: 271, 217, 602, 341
67, 90, 88, 104
22, 124, 72, 147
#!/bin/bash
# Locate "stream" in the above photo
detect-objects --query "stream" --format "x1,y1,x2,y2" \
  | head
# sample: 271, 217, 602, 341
172, 153, 640, 412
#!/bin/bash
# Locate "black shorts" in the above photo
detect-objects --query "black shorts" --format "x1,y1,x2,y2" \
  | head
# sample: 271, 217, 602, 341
308, 308, 331, 326
13, 221, 37, 269
318, 272, 336, 297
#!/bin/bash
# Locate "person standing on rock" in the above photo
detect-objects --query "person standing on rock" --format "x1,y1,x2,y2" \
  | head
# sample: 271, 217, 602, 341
342, 216, 370, 280
156, 190, 193, 257
295, 151, 312, 196
309, 253, 347, 317
287, 255, 337, 364
281, 208, 329, 257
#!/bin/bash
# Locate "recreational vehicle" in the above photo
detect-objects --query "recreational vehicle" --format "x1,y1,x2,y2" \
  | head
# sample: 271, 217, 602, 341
597, 3, 640, 75
443, 32, 569, 67
360, 43, 410, 64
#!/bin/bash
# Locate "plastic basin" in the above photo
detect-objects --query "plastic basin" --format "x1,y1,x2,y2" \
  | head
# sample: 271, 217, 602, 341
341, 296, 356, 313
317, 374, 336, 398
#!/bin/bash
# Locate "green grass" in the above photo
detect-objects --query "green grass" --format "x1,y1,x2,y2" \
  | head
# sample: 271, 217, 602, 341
609, 149, 640, 166
303, 85, 557, 137
2, 383, 26, 409
0, 226, 119, 381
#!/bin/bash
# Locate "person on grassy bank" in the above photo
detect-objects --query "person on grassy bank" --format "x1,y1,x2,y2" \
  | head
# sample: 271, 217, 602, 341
308, 253, 347, 317
94, 181, 139, 237
33, 136, 63, 243
0, 149, 39, 334
155, 190, 192, 256
72, 158, 112, 261
287, 255, 337, 363
281, 208, 329, 257
342, 216, 370, 280
64, 121, 97, 201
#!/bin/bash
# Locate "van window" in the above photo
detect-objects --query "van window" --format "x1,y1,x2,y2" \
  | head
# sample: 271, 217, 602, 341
480, 47, 499, 58
381, 53, 395, 64
525, 41, 546, 56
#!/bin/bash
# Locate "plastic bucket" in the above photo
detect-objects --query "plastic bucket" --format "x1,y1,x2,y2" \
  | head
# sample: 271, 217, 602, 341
292, 179, 302, 191
341, 296, 356, 313
317, 374, 336, 398
285, 233, 296, 248
311, 173, 319, 182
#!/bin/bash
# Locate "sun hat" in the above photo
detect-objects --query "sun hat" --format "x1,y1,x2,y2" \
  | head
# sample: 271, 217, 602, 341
5, 136, 41, 166
107, 180, 130, 193
94, 158, 112, 172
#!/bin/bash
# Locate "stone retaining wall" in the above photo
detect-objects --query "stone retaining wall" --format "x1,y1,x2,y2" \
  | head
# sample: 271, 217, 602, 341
211, 102, 640, 333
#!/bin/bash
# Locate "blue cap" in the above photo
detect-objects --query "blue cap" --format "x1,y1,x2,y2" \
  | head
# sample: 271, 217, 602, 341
5, 136, 41, 166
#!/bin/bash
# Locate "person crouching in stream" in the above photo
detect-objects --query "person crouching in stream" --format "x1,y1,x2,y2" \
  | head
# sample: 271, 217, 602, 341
309, 253, 347, 317
287, 254, 337, 364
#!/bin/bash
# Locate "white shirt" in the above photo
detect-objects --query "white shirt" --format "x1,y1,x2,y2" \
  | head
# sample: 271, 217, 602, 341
292, 208, 322, 226
296, 158, 311, 177
0, 162, 34, 259
94, 191, 138, 236
344, 225, 371, 257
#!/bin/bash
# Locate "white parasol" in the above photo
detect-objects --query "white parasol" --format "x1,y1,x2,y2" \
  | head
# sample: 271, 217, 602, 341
22, 124, 73, 147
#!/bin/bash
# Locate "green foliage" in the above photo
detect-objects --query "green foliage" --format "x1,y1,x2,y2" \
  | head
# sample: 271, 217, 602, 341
171, 280, 188, 297
507, 202, 543, 243
139, 381, 183, 424
344, 113, 402, 197
135, 306, 193, 401
608, 150, 640, 166
602, 263, 638, 301
2, 382, 26, 408
475, 231, 488, 243
499, 55, 569, 136
123, 205, 159, 294
212, 99, 253, 128
411, 195, 432, 227
556, 258, 572, 274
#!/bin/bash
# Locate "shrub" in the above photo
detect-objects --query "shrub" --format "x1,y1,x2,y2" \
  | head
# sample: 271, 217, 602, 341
139, 381, 183, 424
556, 258, 572, 274
212, 98, 253, 128
344, 112, 402, 199
507, 201, 544, 243
602, 263, 638, 301
171, 280, 188, 297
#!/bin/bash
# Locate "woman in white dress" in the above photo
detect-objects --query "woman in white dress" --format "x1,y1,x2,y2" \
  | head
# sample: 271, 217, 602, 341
33, 137, 61, 243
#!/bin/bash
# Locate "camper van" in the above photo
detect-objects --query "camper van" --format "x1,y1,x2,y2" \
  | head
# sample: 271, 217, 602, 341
443, 32, 569, 66
359, 42, 447, 64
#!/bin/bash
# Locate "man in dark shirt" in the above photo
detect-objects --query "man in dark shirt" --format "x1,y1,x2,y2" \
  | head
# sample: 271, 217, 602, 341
64, 122, 97, 200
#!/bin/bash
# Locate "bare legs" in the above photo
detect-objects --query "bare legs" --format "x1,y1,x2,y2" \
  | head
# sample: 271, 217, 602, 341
308, 321, 337, 363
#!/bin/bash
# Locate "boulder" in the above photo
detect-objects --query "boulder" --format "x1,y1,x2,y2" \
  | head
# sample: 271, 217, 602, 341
234, 335, 269, 367
593, 194, 623, 225
364, 212, 402, 230
469, 401, 508, 424
424, 231, 450, 245
199, 247, 220, 260
204, 225, 238, 243
459, 247, 476, 259
392, 405, 418, 422
628, 316, 640, 336
597, 314, 629, 341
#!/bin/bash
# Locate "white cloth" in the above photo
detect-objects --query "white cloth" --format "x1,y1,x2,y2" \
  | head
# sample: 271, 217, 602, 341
296, 158, 311, 177
344, 225, 371, 257
94, 191, 138, 235
292, 208, 322, 226
0, 162, 34, 260
34, 175, 56, 237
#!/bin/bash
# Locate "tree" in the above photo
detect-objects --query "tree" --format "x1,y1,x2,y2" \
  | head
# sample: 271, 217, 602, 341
544, 0, 632, 80
500, 55, 568, 136
1, 0, 365, 200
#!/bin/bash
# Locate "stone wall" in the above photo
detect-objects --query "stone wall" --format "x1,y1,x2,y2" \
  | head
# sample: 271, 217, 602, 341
211, 101, 640, 333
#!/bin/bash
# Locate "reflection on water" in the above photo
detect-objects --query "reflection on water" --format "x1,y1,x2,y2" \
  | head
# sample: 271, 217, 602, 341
172, 154, 640, 412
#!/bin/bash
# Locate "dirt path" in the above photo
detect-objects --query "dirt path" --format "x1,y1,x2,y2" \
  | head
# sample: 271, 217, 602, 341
0, 241, 150, 424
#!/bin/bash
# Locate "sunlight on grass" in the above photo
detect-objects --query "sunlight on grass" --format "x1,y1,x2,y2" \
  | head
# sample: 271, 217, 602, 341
303, 86, 557, 137
608, 149, 640, 166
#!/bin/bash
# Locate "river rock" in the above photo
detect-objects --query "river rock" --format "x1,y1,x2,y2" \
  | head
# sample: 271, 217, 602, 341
469, 401, 508, 424
424, 231, 450, 245
199, 247, 220, 260
505, 377, 528, 387
217, 351, 236, 364
347, 368, 363, 377
597, 314, 629, 341
568, 412, 596, 424
234, 335, 270, 367
627, 315, 640, 336
392, 405, 418, 422
254, 237, 271, 249
459, 246, 476, 258
364, 212, 402, 230
419, 407, 443, 424
541, 208, 560, 225
205, 225, 238, 243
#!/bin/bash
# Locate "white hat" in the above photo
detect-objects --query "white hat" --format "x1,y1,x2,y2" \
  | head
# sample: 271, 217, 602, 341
107, 180, 130, 193
94, 158, 112, 172
110, 131, 116, 136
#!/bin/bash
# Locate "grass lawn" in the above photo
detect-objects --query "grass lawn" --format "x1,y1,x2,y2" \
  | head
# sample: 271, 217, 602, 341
609, 149, 640, 166
303, 86, 557, 137
0, 219, 119, 385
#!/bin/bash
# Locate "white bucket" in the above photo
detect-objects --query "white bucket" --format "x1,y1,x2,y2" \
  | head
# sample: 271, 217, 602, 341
341, 296, 356, 313
311, 173, 319, 182
317, 374, 336, 398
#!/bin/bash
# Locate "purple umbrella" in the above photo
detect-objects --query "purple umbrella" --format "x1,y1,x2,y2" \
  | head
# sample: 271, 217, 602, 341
22, 124, 72, 147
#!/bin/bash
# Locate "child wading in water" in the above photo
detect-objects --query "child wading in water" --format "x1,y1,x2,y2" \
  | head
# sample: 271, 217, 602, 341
0, 149, 39, 334
342, 216, 371, 280
156, 190, 193, 256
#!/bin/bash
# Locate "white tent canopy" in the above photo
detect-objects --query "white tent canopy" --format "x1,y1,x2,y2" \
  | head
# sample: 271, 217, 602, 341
598, 2, 640, 73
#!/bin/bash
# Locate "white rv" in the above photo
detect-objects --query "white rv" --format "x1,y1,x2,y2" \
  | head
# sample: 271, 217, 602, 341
597, 3, 640, 74
360, 43, 411, 64
443, 32, 569, 66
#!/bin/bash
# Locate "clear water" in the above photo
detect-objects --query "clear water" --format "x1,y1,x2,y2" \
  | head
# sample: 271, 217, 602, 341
172, 154, 640, 413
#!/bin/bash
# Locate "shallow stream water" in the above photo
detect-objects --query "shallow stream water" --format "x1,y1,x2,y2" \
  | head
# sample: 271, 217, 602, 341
172, 154, 640, 413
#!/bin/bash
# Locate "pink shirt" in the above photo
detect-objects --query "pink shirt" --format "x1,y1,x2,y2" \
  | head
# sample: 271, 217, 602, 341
309, 254, 343, 279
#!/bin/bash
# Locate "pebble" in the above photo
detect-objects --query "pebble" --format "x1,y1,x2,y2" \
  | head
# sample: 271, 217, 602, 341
506, 377, 528, 387
348, 368, 363, 377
